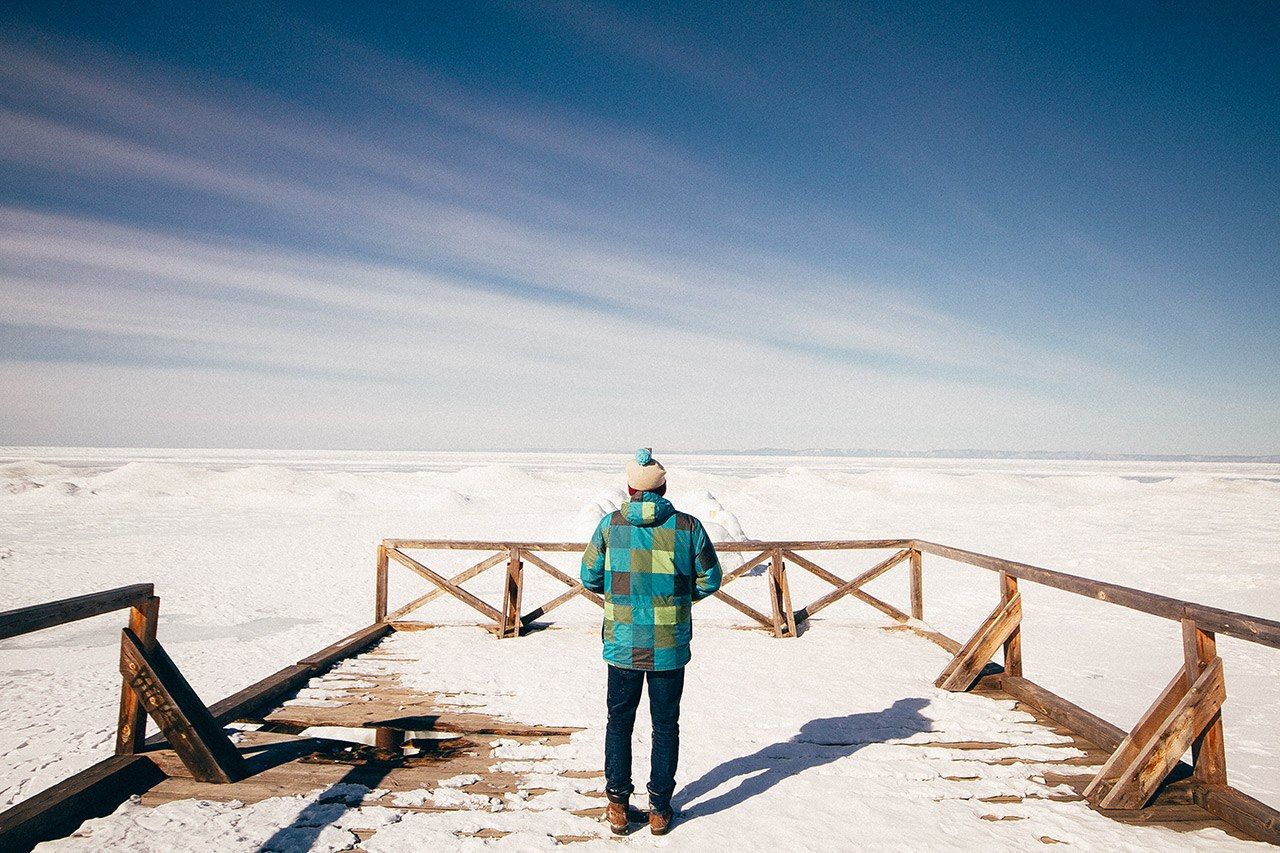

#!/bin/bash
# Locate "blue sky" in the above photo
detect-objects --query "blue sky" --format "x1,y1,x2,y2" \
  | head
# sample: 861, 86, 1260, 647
0, 2, 1276, 452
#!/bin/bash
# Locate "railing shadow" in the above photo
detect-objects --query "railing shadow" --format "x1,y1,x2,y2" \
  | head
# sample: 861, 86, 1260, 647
673, 697, 932, 822
255, 761, 395, 853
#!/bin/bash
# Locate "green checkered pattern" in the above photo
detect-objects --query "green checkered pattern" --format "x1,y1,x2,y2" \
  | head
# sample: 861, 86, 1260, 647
581, 493, 722, 671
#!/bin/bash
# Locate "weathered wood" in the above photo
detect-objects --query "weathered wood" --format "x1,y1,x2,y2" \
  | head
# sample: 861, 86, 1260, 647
783, 549, 845, 587
719, 550, 773, 587
1000, 573, 1022, 678
0, 583, 155, 641
385, 551, 508, 621
710, 589, 774, 629
1194, 784, 1280, 846
297, 622, 392, 670
499, 549, 524, 638
914, 540, 1280, 650
1097, 658, 1226, 810
793, 550, 912, 622
208, 664, 315, 725
1182, 619, 1227, 787
375, 544, 389, 622
909, 548, 923, 620
384, 538, 913, 552
936, 592, 1022, 692
116, 595, 160, 754
766, 550, 793, 638
847, 589, 912, 624
522, 551, 604, 607
119, 629, 246, 784
1084, 666, 1192, 804
0, 753, 165, 852
998, 675, 1126, 753
385, 548, 502, 623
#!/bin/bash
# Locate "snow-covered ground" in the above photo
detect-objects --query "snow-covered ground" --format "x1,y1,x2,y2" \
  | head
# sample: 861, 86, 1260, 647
1, 448, 1278, 848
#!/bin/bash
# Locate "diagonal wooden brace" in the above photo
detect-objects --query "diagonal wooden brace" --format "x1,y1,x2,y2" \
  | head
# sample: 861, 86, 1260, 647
386, 548, 503, 624
935, 591, 1022, 691
1086, 657, 1226, 810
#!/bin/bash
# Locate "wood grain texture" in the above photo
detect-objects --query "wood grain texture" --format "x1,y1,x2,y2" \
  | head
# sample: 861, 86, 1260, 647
0, 584, 155, 641
116, 595, 160, 754
936, 592, 1022, 692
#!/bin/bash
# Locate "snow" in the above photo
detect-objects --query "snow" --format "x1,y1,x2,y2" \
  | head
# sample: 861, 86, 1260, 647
1, 447, 1278, 850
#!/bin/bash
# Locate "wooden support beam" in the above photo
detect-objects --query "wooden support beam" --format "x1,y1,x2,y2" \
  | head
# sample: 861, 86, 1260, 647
783, 549, 844, 586
1084, 666, 1192, 804
385, 548, 502, 624
1095, 657, 1226, 810
1193, 784, 1280, 846
0, 583, 155, 641
1182, 618, 1227, 787
1000, 573, 1022, 678
909, 548, 923, 620
118, 629, 245, 784
297, 622, 392, 670
522, 551, 604, 607
375, 544, 388, 623
0, 754, 165, 852
719, 550, 773, 588
766, 550, 796, 638
935, 592, 1022, 692
499, 549, 524, 638
710, 589, 774, 629
997, 675, 1126, 752
115, 594, 159, 754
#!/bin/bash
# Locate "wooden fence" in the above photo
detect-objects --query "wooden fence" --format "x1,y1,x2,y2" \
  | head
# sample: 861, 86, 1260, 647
378, 536, 1280, 843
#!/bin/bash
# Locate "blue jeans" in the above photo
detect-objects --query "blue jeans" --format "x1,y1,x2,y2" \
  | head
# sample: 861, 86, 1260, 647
604, 665, 685, 813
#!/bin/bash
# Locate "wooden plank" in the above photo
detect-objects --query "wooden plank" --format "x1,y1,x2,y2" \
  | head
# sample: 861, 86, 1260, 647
375, 544, 389, 622
998, 675, 1126, 753
1085, 667, 1191, 803
119, 629, 245, 784
936, 592, 1022, 691
1099, 658, 1226, 810
848, 589, 911, 624
1182, 619, 1227, 787
521, 585, 586, 625
794, 550, 911, 622
1000, 573, 1022, 678
208, 664, 314, 724
0, 583, 154, 641
909, 548, 923, 620
719, 550, 773, 587
116, 595, 159, 754
499, 549, 523, 638
782, 549, 845, 587
710, 589, 774, 629
384, 539, 913, 552
297, 622, 391, 670
0, 753, 165, 852
767, 550, 787, 638
1195, 784, 1280, 846
386, 548, 502, 623
777, 552, 797, 637
385, 551, 508, 621
522, 552, 604, 607
914, 540, 1280, 650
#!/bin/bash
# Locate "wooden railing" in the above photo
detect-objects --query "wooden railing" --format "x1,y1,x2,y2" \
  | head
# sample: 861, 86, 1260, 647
377, 536, 1280, 844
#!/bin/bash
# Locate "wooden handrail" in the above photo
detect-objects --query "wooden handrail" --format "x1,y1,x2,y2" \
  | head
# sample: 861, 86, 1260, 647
913, 540, 1280, 650
383, 538, 912, 552
0, 584, 155, 641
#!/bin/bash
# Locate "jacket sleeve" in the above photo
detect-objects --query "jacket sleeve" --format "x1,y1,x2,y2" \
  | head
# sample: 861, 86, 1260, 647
691, 520, 723, 601
580, 515, 608, 594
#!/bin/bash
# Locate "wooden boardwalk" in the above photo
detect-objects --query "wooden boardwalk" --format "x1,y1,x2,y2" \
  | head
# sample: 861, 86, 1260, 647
3, 537, 1279, 849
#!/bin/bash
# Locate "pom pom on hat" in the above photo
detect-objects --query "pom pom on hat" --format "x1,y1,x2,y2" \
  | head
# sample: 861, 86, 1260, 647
626, 447, 666, 491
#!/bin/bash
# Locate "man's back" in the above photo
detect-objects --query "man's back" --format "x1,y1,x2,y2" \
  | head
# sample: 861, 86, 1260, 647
581, 491, 722, 671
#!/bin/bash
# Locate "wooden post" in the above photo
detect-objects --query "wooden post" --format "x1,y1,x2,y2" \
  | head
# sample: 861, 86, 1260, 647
1001, 572, 1022, 678
767, 549, 796, 638
115, 595, 159, 754
500, 548, 524, 638
909, 548, 923, 620
375, 544, 389, 623
1183, 617, 1227, 787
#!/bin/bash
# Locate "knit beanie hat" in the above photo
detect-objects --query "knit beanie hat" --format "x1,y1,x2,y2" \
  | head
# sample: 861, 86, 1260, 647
626, 448, 667, 492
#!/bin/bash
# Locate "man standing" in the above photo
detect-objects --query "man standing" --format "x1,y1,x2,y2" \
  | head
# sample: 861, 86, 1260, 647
580, 448, 723, 836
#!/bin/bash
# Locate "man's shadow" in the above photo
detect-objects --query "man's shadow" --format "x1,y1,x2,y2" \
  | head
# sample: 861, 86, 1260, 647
673, 697, 932, 822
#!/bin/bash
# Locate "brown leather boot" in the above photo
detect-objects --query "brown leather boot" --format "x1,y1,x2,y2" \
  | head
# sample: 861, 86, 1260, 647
649, 807, 674, 836
606, 800, 630, 835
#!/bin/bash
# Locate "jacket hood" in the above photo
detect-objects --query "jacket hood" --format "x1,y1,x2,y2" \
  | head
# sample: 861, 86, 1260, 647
622, 492, 676, 527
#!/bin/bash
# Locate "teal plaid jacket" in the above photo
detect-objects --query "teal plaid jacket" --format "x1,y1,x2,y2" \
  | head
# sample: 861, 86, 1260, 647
580, 493, 722, 671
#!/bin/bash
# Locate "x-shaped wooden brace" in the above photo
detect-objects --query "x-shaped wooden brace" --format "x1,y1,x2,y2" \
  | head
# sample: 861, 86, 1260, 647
701, 550, 777, 633
519, 551, 604, 628
790, 549, 913, 626
385, 547, 504, 627
1084, 655, 1227, 810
